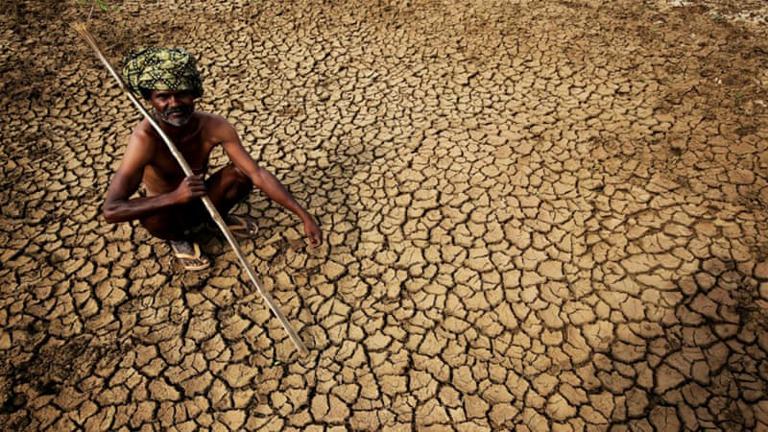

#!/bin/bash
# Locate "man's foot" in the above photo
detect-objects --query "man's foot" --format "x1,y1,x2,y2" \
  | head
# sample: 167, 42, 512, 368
169, 240, 211, 271
226, 215, 259, 239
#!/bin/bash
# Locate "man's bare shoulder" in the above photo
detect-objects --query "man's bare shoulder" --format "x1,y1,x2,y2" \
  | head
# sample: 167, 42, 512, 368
130, 119, 158, 144
196, 112, 238, 142
197, 112, 234, 129
123, 119, 160, 163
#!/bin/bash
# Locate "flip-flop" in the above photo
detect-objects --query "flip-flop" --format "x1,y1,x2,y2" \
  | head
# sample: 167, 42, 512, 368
169, 240, 211, 271
226, 215, 259, 239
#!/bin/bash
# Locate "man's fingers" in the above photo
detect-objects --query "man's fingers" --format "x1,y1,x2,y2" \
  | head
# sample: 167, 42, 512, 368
185, 179, 207, 195
307, 230, 322, 247
173, 175, 208, 204
303, 219, 322, 248
186, 175, 205, 185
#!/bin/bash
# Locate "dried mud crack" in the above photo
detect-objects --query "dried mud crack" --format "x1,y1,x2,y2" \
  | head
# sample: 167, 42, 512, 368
1, 0, 768, 430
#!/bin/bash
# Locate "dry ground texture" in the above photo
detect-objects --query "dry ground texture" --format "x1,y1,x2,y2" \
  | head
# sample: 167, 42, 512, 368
1, 0, 768, 430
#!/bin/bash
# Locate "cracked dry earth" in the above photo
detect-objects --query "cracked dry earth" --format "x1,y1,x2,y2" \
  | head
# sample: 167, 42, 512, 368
2, 0, 768, 430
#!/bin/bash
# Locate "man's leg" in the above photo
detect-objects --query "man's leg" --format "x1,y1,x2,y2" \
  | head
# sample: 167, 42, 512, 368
205, 164, 259, 237
204, 164, 253, 215
140, 200, 210, 270
139, 165, 253, 270
140, 202, 205, 241
140, 164, 251, 240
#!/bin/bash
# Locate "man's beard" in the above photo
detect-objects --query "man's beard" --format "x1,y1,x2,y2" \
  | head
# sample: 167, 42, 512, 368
158, 106, 193, 127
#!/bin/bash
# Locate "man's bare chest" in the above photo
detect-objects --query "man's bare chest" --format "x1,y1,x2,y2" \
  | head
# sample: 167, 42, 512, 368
145, 138, 217, 185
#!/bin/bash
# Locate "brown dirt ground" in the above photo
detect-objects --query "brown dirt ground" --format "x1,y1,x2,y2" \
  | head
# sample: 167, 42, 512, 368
1, 0, 768, 430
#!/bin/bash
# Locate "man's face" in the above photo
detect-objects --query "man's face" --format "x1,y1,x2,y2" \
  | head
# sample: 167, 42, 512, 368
149, 90, 195, 127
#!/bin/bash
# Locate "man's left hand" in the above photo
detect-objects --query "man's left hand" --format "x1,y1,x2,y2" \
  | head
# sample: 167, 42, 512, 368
303, 216, 322, 247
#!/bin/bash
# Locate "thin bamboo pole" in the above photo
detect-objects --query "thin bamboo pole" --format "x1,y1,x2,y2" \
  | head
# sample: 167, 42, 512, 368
72, 23, 309, 357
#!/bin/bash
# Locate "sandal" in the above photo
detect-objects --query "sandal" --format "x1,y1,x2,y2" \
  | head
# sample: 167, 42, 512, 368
226, 215, 259, 239
169, 240, 211, 271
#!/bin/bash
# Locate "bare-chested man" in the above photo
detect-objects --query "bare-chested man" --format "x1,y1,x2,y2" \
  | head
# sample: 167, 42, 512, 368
103, 47, 321, 270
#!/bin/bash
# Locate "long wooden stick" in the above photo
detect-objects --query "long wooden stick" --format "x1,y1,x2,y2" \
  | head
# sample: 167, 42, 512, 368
72, 23, 309, 357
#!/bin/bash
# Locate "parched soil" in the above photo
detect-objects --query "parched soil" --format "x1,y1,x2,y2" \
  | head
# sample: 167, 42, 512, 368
1, 0, 768, 430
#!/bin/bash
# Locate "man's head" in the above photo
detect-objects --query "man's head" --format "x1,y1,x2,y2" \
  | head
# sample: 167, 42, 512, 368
122, 47, 203, 127
146, 89, 196, 127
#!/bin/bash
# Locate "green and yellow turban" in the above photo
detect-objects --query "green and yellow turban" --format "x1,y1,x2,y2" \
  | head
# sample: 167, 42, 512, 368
122, 47, 204, 98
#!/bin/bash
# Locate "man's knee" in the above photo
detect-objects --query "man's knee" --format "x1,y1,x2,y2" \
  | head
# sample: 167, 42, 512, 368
220, 165, 252, 199
222, 164, 251, 188
140, 205, 203, 240
140, 214, 178, 240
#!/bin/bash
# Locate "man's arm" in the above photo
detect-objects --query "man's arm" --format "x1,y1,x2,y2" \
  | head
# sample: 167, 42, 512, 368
217, 119, 322, 246
102, 129, 205, 223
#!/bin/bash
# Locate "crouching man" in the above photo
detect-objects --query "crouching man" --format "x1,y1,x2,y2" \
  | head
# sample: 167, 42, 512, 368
103, 47, 321, 270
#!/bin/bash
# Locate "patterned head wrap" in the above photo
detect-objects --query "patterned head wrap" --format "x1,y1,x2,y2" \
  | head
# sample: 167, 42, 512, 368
122, 47, 204, 98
